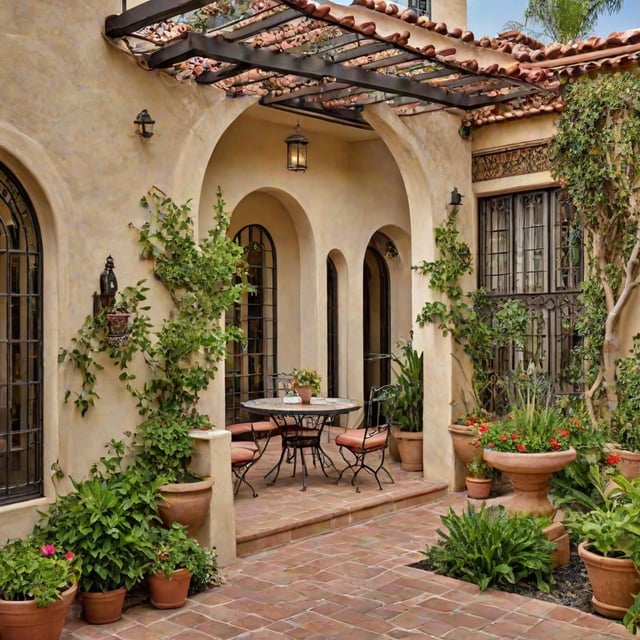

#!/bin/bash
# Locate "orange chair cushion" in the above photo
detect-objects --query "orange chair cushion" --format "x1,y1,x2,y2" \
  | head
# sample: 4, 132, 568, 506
226, 421, 279, 437
231, 444, 257, 464
336, 428, 388, 450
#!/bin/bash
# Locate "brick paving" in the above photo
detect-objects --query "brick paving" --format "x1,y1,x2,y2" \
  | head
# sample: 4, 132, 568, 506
61, 428, 635, 639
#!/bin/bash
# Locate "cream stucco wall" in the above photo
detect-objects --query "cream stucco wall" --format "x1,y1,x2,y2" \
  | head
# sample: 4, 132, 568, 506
3, 0, 583, 558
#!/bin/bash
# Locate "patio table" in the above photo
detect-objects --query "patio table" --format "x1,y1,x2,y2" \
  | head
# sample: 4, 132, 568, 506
241, 397, 360, 491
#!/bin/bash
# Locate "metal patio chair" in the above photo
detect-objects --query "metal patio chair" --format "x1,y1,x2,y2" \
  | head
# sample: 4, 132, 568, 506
334, 383, 400, 491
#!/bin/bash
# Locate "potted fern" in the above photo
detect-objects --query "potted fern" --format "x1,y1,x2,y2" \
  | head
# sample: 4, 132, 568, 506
390, 336, 424, 472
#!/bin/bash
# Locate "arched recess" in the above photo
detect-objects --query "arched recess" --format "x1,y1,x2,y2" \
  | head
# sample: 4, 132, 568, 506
224, 188, 316, 423
327, 249, 347, 399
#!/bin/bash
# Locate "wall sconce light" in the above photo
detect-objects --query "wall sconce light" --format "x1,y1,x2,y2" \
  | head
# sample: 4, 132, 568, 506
384, 241, 399, 260
449, 187, 464, 206
285, 123, 308, 172
93, 256, 130, 346
134, 109, 155, 138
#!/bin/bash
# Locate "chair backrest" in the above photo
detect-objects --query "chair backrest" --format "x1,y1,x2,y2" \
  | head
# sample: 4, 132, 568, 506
365, 384, 401, 428
268, 372, 294, 398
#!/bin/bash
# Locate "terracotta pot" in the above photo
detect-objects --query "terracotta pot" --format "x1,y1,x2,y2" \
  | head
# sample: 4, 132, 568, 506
392, 428, 423, 471
465, 476, 492, 500
148, 568, 192, 609
578, 541, 640, 619
611, 447, 640, 480
296, 386, 312, 404
80, 586, 126, 624
482, 447, 576, 516
0, 583, 77, 640
448, 424, 478, 465
158, 476, 215, 536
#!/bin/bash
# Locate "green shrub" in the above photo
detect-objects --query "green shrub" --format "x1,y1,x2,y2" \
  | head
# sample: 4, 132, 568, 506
421, 504, 555, 592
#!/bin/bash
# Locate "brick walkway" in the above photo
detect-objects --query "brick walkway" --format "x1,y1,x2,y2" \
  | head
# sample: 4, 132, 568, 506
62, 488, 634, 639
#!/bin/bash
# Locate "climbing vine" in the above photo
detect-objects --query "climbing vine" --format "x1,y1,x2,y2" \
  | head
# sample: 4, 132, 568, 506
549, 71, 640, 424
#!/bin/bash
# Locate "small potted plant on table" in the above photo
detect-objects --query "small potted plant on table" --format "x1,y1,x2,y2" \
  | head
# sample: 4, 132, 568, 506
290, 368, 321, 404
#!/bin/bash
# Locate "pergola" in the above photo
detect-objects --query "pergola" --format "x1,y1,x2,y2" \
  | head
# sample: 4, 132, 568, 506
105, 0, 558, 129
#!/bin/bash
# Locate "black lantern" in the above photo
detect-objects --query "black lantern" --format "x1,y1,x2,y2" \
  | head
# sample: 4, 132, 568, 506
449, 187, 464, 206
134, 109, 155, 138
285, 123, 308, 172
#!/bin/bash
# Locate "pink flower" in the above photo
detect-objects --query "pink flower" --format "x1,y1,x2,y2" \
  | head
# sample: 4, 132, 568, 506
40, 544, 56, 557
65, 551, 75, 560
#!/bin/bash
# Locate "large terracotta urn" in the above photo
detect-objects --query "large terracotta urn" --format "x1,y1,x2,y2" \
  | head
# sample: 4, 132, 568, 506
578, 542, 640, 619
611, 447, 640, 480
448, 424, 477, 465
482, 447, 576, 516
392, 428, 423, 471
158, 476, 215, 537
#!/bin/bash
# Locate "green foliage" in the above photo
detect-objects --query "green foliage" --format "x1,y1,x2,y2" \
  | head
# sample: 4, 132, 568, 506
148, 522, 222, 588
550, 72, 640, 423
188, 544, 224, 594
290, 368, 322, 395
390, 337, 423, 432
0, 537, 80, 606
563, 467, 640, 559
466, 453, 492, 479
421, 504, 555, 592
518, 0, 623, 42
624, 594, 640, 635
413, 207, 528, 415
33, 442, 160, 593
60, 187, 252, 482
610, 334, 640, 452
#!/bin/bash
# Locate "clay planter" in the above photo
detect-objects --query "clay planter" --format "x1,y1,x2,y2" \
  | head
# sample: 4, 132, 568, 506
0, 583, 77, 640
465, 476, 492, 500
80, 587, 126, 625
578, 542, 640, 619
611, 447, 640, 481
158, 476, 215, 536
296, 386, 312, 404
448, 424, 477, 466
482, 447, 577, 517
149, 568, 192, 609
392, 428, 423, 472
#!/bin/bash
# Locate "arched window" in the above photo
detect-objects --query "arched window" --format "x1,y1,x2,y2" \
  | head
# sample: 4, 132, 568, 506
225, 225, 277, 424
0, 163, 43, 504
327, 257, 338, 398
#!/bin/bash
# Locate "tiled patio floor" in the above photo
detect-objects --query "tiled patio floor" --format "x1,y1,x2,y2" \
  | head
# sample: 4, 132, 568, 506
61, 427, 635, 639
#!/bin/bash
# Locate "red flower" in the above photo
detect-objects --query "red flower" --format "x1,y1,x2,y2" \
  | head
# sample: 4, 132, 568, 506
487, 442, 495, 449
560, 429, 571, 438
516, 444, 527, 452
549, 438, 561, 450
65, 551, 75, 560
478, 424, 489, 434
499, 434, 508, 441
606, 455, 621, 466
511, 432, 519, 440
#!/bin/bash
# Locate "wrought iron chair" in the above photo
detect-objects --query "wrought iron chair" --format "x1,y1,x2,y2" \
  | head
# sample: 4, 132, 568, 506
334, 383, 400, 491
227, 420, 281, 497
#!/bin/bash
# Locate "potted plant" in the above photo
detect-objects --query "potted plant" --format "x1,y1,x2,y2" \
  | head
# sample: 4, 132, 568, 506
60, 187, 252, 534
289, 368, 321, 404
465, 453, 493, 500
33, 441, 158, 624
146, 522, 219, 609
0, 537, 80, 640
563, 467, 640, 620
389, 336, 424, 472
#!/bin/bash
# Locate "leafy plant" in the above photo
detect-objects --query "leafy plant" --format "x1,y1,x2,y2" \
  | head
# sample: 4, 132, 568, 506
466, 454, 492, 479
389, 336, 423, 432
289, 368, 321, 395
148, 522, 222, 586
550, 71, 640, 426
0, 538, 80, 606
33, 442, 160, 593
421, 504, 555, 592
563, 467, 640, 559
413, 205, 528, 416
60, 187, 252, 482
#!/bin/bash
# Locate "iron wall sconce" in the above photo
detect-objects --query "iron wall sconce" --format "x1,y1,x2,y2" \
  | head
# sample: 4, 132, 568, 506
93, 256, 130, 346
285, 123, 308, 172
449, 187, 464, 206
134, 109, 155, 138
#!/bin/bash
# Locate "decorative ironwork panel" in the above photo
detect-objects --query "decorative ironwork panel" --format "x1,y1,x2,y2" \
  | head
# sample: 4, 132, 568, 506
472, 142, 550, 182
0, 163, 43, 506
225, 225, 277, 425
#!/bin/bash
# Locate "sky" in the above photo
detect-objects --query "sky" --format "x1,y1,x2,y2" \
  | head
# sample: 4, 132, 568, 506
467, 0, 640, 40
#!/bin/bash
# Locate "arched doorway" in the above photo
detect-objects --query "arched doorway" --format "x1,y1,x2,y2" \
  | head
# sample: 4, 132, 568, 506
363, 235, 391, 398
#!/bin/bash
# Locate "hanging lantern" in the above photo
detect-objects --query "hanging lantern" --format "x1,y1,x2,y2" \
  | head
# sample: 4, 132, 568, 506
285, 123, 308, 172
